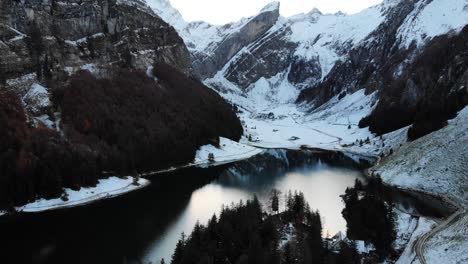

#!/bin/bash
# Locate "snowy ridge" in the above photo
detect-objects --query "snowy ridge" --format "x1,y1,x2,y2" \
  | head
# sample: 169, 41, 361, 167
146, 0, 186, 31
287, 3, 387, 76
151, 0, 467, 116
181, 0, 396, 113
260, 1, 280, 13
397, 0, 468, 48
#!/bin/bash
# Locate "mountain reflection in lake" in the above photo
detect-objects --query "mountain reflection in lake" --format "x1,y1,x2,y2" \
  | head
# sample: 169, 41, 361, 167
0, 150, 367, 264
144, 150, 365, 262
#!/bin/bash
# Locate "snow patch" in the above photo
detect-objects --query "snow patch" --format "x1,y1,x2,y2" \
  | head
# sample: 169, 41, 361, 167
22, 83, 51, 114
396, 217, 437, 264
195, 137, 263, 168
0, 177, 150, 216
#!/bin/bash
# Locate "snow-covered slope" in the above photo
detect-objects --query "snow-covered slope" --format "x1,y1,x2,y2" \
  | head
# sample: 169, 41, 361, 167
287, 3, 389, 77
193, 3, 388, 115
424, 212, 468, 264
147, 0, 467, 114
373, 107, 468, 207
146, 0, 186, 31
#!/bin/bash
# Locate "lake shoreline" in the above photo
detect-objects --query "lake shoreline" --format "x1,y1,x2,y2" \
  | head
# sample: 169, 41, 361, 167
1, 145, 456, 223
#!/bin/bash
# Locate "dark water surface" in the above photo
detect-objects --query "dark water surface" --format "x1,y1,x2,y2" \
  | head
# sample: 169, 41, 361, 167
0, 150, 437, 264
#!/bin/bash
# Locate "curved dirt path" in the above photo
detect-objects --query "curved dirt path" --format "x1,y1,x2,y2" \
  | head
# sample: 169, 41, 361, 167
414, 204, 465, 264
367, 154, 465, 264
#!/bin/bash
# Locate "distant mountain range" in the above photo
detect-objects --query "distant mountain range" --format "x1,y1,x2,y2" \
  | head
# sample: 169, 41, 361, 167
148, 0, 467, 139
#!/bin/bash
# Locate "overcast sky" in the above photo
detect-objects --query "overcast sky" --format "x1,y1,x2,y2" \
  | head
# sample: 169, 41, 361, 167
168, 0, 383, 25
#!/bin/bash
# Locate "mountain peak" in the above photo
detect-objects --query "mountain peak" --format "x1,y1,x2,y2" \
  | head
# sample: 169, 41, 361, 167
308, 7, 322, 15
260, 1, 280, 13
146, 0, 186, 31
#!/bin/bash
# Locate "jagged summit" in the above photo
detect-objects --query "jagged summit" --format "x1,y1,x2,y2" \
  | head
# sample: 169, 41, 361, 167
146, 0, 187, 31
260, 1, 280, 13
307, 7, 322, 16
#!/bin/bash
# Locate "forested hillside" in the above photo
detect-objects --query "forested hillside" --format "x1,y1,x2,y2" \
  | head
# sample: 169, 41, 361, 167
0, 64, 243, 210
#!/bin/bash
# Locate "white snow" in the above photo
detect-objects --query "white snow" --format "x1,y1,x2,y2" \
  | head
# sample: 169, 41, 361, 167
64, 33, 104, 46
260, 1, 280, 13
288, 4, 386, 78
369, 106, 468, 264
81, 63, 97, 73
394, 209, 420, 251
0, 177, 150, 216
398, 0, 468, 48
146, 0, 187, 31
22, 83, 51, 113
245, 71, 299, 108
424, 212, 468, 264
227, 89, 379, 155
396, 217, 437, 264
64, 63, 98, 76
195, 137, 263, 168
355, 240, 375, 254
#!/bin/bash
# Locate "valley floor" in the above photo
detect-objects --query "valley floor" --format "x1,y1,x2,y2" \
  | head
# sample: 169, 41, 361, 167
1, 87, 466, 263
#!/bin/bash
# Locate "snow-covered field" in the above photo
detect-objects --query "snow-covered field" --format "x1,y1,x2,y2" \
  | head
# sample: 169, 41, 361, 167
0, 177, 150, 216
237, 89, 388, 155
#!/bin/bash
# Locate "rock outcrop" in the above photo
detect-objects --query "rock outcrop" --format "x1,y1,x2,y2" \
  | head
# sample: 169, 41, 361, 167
190, 2, 280, 80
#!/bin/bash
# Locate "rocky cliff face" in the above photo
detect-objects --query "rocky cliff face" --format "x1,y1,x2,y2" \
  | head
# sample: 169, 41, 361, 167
190, 2, 281, 80
0, 0, 190, 95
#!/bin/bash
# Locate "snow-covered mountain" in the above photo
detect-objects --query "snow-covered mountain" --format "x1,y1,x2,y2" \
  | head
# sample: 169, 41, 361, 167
147, 0, 467, 139
148, 3, 465, 262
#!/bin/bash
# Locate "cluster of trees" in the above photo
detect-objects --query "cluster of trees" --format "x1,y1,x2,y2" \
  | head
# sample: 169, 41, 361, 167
169, 197, 276, 264
167, 190, 362, 264
281, 191, 327, 264
54, 65, 242, 174
0, 64, 243, 210
0, 89, 99, 209
341, 178, 396, 260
